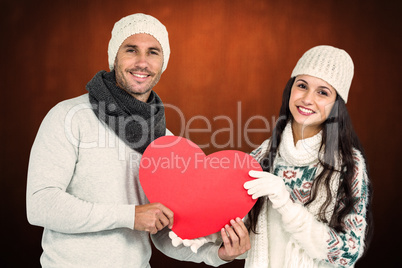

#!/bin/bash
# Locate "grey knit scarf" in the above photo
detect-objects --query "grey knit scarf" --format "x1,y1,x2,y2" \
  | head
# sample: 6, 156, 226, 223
86, 70, 166, 154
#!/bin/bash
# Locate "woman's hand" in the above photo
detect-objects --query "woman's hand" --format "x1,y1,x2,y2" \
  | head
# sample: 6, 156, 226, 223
218, 217, 251, 261
244, 170, 290, 209
169, 231, 219, 253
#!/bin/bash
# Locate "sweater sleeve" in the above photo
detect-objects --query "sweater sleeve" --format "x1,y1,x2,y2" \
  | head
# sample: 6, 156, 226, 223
249, 139, 270, 162
26, 101, 135, 233
151, 228, 229, 267
276, 151, 370, 267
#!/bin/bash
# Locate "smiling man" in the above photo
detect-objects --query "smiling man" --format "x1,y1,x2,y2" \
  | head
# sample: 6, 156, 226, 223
26, 13, 245, 267
114, 33, 164, 101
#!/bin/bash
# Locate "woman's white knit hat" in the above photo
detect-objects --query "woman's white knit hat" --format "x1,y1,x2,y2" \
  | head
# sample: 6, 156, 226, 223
291, 45, 354, 103
108, 13, 170, 73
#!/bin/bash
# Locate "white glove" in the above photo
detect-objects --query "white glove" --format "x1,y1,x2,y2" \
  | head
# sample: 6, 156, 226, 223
169, 231, 219, 253
244, 170, 290, 209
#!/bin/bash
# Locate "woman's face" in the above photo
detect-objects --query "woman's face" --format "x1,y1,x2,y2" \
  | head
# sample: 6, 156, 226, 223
289, 75, 337, 138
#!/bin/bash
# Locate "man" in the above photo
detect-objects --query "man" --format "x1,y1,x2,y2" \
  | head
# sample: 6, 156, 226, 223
27, 13, 249, 267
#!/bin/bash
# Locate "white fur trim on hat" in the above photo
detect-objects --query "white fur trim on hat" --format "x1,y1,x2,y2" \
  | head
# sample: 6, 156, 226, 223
291, 45, 354, 103
108, 13, 170, 73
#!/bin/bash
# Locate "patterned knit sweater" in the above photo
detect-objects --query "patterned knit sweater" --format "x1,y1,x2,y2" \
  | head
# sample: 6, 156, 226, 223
245, 122, 369, 268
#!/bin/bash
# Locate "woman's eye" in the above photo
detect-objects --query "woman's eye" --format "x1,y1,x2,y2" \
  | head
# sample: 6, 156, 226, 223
297, 83, 307, 89
318, 90, 329, 96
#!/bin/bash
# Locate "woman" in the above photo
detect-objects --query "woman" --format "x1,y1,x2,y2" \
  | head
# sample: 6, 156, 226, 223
244, 45, 373, 267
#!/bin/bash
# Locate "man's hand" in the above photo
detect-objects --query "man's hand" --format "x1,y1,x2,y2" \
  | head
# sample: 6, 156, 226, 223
218, 217, 251, 261
134, 203, 174, 234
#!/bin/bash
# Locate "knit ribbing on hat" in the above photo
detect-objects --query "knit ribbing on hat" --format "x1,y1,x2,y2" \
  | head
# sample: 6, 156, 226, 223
291, 45, 354, 103
108, 13, 170, 73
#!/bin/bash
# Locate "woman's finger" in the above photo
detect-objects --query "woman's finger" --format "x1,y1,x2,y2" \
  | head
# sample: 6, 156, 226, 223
248, 170, 267, 178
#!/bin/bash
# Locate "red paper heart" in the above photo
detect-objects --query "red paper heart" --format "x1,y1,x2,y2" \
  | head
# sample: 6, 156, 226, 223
139, 136, 261, 239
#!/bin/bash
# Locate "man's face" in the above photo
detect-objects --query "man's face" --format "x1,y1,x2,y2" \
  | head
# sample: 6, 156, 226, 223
114, 33, 163, 100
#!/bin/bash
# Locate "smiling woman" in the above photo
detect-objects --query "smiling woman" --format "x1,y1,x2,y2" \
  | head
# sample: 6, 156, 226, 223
244, 45, 373, 268
289, 75, 337, 143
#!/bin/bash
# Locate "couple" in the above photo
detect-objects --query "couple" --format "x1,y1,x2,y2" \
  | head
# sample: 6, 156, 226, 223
26, 13, 372, 268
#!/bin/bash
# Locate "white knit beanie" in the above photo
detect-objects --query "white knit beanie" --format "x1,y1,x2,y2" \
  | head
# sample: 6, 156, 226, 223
291, 45, 354, 103
108, 13, 170, 73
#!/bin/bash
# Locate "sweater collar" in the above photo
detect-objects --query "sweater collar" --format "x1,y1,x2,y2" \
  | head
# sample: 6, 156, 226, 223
278, 121, 323, 166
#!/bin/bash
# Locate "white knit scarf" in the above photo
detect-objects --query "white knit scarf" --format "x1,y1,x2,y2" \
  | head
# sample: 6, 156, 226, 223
246, 122, 340, 268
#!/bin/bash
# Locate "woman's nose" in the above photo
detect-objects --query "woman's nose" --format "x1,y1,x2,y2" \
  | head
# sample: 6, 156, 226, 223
301, 90, 314, 105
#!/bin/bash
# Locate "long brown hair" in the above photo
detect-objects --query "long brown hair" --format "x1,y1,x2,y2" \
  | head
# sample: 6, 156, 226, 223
247, 77, 373, 253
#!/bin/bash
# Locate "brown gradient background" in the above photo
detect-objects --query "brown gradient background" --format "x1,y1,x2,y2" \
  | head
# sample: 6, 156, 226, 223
1, 0, 401, 267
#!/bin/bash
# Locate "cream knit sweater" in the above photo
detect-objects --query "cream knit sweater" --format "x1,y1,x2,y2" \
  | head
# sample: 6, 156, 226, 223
245, 122, 369, 268
26, 94, 226, 267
